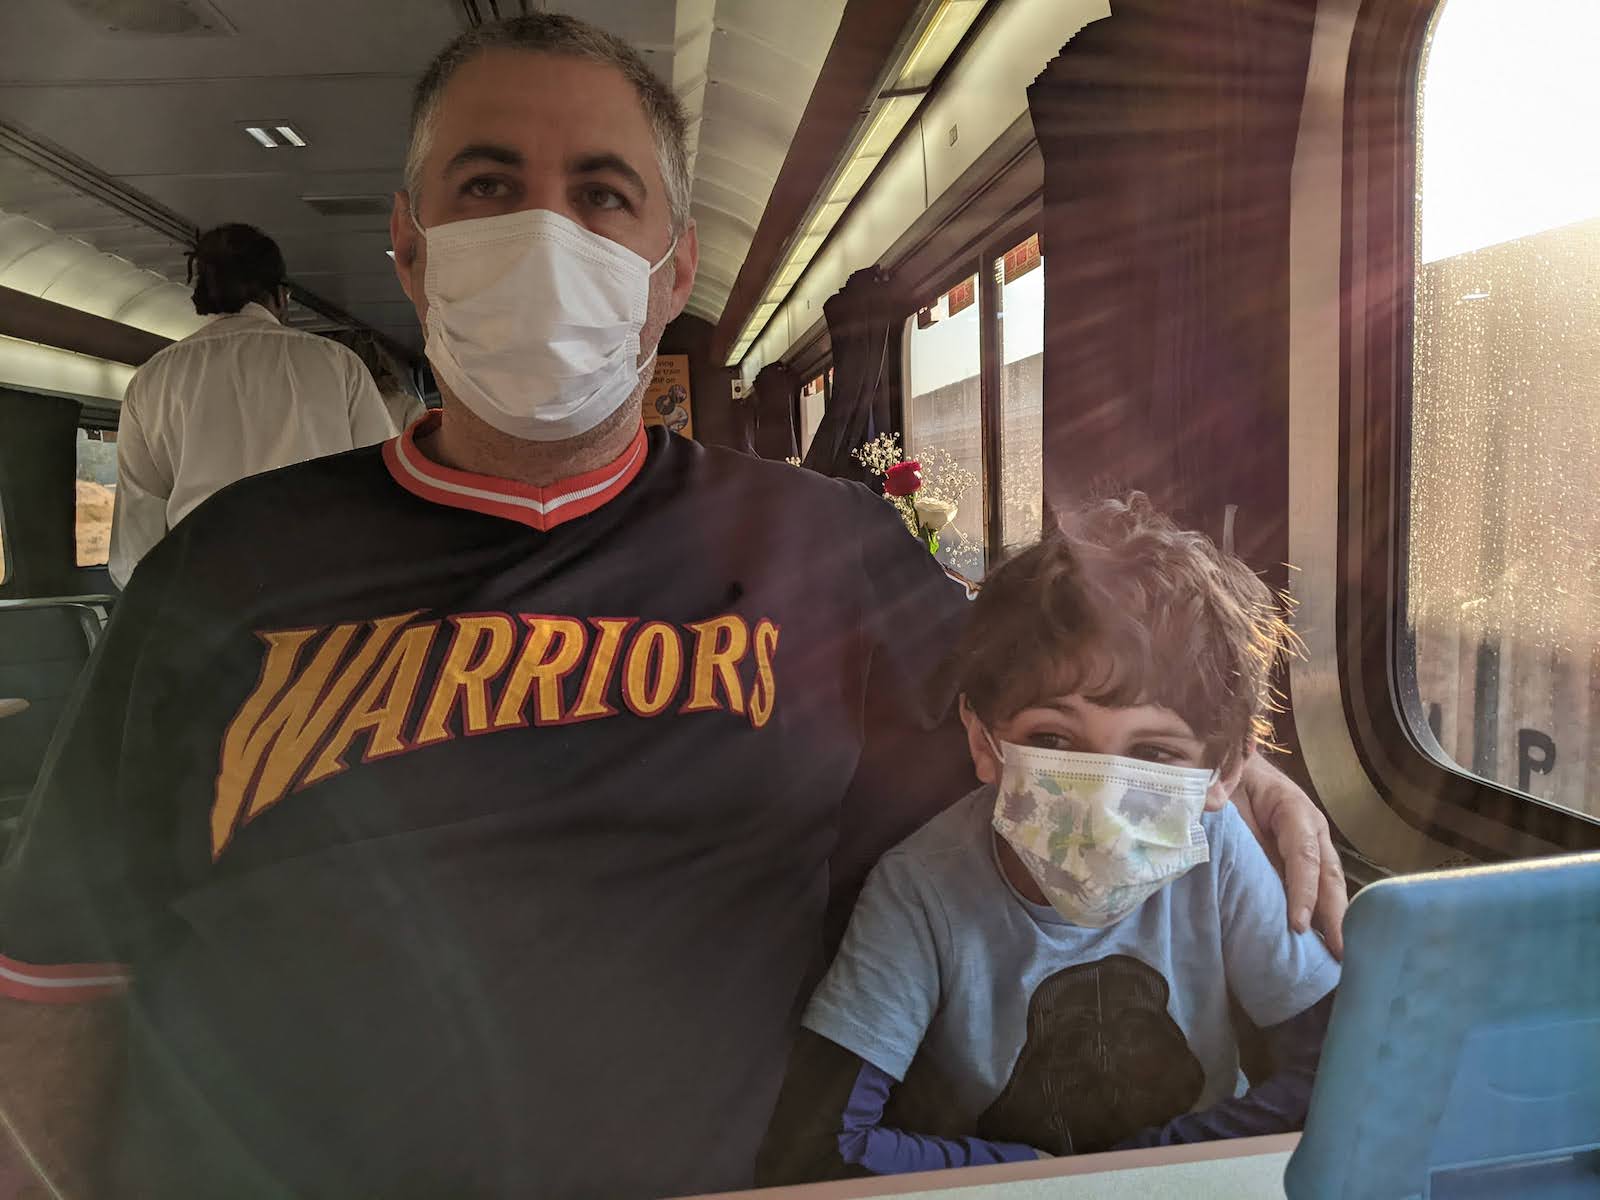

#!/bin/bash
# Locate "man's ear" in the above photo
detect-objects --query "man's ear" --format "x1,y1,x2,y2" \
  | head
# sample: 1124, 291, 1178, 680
390, 191, 422, 306
961, 695, 1001, 786
666, 219, 698, 323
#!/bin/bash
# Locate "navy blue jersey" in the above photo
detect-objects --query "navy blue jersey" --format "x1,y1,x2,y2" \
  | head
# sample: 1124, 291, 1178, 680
0, 417, 974, 1199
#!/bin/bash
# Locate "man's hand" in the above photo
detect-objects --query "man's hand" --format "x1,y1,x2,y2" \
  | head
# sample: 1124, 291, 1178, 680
1232, 754, 1348, 958
0, 995, 125, 1200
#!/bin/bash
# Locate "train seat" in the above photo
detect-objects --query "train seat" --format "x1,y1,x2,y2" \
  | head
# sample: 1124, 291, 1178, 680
0, 602, 102, 851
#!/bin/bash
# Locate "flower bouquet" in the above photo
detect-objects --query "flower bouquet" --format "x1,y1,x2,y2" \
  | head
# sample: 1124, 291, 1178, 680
852, 433, 978, 563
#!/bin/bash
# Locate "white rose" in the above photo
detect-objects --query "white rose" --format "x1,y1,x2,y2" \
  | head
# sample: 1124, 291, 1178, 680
914, 496, 958, 532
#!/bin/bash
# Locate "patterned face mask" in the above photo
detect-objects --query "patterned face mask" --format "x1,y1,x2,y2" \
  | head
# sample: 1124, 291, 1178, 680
988, 736, 1216, 927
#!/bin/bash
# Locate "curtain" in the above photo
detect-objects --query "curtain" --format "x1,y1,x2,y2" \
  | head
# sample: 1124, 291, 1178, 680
751, 363, 801, 461
803, 266, 904, 483
1026, 0, 1318, 571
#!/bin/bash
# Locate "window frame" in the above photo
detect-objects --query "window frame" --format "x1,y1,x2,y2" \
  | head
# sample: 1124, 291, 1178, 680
1341, 0, 1600, 853
899, 214, 1045, 572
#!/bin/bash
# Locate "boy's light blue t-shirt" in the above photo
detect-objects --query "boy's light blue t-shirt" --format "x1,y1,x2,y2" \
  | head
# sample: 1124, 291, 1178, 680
803, 785, 1341, 1134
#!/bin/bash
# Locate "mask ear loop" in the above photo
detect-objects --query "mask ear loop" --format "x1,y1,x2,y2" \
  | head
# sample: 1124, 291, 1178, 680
648, 232, 678, 275
983, 729, 1007, 768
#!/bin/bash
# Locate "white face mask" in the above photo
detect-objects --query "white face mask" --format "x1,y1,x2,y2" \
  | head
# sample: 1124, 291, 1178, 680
988, 735, 1215, 928
412, 207, 676, 442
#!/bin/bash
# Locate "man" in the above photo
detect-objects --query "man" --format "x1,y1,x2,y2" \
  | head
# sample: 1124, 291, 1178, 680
0, 15, 1346, 1199
108, 223, 397, 588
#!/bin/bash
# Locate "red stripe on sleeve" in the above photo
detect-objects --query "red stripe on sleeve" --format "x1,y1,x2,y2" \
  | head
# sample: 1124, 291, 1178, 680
0, 952, 128, 1004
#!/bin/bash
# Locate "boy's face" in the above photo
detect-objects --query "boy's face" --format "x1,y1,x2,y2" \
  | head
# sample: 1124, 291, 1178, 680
960, 693, 1239, 812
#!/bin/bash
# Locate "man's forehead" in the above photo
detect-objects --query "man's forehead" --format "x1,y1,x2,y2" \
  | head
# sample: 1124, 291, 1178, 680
430, 49, 653, 146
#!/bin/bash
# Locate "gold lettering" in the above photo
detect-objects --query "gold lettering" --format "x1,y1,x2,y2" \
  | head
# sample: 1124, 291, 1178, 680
415, 615, 518, 745
682, 615, 751, 715
302, 623, 439, 786
212, 612, 415, 858
493, 616, 588, 727
748, 619, 781, 729
570, 618, 633, 721
621, 621, 683, 717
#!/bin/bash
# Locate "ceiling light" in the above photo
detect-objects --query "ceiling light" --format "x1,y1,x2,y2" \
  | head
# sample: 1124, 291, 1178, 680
240, 121, 308, 149
724, 0, 984, 367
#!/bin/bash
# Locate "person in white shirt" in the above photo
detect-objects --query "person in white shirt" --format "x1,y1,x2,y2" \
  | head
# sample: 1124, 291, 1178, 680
108, 223, 397, 588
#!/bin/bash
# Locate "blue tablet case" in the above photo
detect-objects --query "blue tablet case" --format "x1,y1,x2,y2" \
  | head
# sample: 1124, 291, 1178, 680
1285, 851, 1600, 1199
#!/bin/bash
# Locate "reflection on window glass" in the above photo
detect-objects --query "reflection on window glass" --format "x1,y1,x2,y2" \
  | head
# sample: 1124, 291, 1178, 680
996, 234, 1044, 550
75, 428, 116, 568
906, 275, 985, 575
1409, 0, 1600, 817
800, 373, 827, 457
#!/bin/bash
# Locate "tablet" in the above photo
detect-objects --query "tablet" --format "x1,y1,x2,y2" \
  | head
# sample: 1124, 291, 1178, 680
1285, 851, 1600, 1199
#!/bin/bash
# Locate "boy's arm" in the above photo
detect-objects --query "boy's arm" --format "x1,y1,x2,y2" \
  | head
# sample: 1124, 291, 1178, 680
1113, 991, 1334, 1149
757, 1030, 1041, 1183
1115, 806, 1342, 1151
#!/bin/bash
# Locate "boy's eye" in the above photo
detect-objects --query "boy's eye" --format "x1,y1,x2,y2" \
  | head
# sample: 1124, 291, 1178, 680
1131, 743, 1186, 764
1026, 732, 1074, 751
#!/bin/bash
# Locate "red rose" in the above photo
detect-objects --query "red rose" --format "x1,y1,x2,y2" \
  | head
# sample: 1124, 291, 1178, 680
885, 461, 923, 497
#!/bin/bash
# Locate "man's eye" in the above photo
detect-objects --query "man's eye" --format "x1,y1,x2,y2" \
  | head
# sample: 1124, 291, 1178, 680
581, 185, 627, 212
462, 177, 508, 199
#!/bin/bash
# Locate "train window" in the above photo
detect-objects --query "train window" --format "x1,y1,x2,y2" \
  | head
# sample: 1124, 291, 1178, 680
995, 233, 1044, 550
1407, 0, 1600, 818
906, 273, 987, 574
75, 428, 116, 568
799, 372, 827, 457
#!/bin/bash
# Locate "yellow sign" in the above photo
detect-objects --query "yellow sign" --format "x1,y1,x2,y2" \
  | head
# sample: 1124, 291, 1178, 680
644, 354, 693, 438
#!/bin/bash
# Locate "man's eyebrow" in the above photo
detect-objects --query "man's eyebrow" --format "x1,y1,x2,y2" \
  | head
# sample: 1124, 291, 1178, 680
443, 143, 524, 174
571, 152, 648, 200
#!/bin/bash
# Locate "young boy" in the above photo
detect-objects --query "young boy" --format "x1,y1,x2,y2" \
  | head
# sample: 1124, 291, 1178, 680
757, 494, 1340, 1182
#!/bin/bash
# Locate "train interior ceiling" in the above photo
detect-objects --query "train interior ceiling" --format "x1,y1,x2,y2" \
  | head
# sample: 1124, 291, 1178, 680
0, 0, 1598, 880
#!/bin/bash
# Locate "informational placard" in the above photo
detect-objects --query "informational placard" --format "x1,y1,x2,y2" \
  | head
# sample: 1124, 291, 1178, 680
644, 354, 693, 438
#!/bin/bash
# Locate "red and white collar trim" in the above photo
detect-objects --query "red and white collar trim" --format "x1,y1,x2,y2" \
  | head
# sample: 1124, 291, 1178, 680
383, 412, 648, 532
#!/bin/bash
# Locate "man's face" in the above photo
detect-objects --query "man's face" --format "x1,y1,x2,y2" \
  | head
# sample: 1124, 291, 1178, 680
391, 49, 698, 365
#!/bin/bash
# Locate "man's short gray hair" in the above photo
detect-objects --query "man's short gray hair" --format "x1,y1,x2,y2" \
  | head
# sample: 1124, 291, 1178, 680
405, 13, 692, 235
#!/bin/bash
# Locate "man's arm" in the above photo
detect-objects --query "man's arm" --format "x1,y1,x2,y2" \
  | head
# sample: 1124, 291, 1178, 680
107, 400, 171, 591
0, 544, 179, 1196
829, 488, 974, 942
345, 358, 399, 446
0, 996, 125, 1199
1232, 753, 1349, 958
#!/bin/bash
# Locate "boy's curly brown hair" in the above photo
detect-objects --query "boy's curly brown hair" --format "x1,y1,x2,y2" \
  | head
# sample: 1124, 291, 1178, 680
955, 493, 1300, 772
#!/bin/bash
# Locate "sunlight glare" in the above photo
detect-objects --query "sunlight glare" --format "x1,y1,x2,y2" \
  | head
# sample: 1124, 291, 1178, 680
1421, 0, 1600, 263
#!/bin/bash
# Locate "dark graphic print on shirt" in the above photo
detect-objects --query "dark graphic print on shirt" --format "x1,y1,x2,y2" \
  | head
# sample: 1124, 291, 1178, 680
977, 954, 1205, 1154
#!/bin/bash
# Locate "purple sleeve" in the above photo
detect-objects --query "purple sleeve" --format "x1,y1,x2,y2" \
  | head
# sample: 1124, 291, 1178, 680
838, 1057, 1039, 1174
757, 1029, 1037, 1184
1114, 991, 1335, 1149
